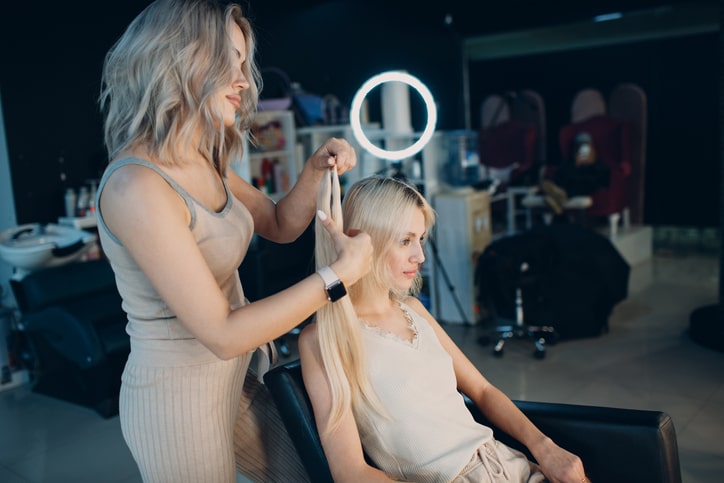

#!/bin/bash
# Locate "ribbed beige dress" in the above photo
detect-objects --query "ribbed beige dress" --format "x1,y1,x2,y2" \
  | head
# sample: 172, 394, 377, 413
97, 158, 308, 483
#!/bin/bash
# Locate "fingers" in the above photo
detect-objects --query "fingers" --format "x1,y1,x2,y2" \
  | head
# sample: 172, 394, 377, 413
316, 209, 368, 250
316, 210, 372, 286
316, 209, 336, 232
316, 209, 347, 252
312, 138, 357, 174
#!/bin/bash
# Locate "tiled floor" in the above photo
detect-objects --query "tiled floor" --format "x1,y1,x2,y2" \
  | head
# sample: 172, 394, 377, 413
0, 249, 721, 482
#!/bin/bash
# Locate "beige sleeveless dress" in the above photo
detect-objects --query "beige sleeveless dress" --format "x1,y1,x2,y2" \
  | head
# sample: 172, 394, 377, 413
97, 158, 307, 483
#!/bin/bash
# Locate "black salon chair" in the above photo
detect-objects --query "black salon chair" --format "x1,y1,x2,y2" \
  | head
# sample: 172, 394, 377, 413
10, 259, 129, 418
480, 260, 558, 359
475, 232, 560, 359
476, 224, 630, 358
264, 359, 682, 483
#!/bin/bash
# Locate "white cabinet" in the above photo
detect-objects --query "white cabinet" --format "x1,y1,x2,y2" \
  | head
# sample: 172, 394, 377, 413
430, 189, 491, 324
235, 110, 299, 201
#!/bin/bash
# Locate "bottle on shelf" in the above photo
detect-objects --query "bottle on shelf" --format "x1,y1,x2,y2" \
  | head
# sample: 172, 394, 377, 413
261, 158, 274, 194
76, 186, 90, 217
87, 180, 98, 215
64, 188, 76, 218
273, 160, 289, 193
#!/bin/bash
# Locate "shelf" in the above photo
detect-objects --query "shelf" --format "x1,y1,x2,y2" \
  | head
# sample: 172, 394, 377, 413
58, 215, 97, 229
237, 110, 298, 198
249, 149, 292, 159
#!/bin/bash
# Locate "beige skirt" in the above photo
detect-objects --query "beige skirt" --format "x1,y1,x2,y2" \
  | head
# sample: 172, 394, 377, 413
119, 339, 307, 483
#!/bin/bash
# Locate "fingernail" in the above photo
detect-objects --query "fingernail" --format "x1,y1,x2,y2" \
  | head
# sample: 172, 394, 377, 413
317, 210, 327, 221
327, 157, 334, 165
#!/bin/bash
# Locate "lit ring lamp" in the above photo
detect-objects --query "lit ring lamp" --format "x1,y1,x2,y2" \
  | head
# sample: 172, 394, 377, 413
349, 71, 437, 161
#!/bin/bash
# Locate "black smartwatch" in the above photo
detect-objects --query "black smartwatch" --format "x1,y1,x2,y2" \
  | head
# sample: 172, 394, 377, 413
317, 266, 347, 302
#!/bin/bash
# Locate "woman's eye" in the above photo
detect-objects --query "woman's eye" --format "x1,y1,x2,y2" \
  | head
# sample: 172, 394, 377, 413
400, 238, 411, 246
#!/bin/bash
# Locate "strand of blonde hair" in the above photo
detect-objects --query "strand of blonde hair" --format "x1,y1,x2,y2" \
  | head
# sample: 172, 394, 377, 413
314, 168, 388, 436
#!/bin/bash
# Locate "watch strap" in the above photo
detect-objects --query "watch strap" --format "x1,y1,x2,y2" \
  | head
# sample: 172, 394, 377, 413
317, 266, 339, 287
317, 266, 347, 302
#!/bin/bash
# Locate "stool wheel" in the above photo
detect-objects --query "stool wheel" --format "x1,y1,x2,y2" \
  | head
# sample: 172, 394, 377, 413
533, 338, 546, 359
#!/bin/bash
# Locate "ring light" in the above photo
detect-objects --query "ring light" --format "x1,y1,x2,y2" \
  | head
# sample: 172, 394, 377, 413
350, 71, 437, 161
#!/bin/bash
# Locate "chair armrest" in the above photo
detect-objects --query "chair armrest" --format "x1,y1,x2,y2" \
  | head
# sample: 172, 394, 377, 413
465, 398, 681, 483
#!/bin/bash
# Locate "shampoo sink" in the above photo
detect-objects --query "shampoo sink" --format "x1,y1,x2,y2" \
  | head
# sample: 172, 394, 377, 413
0, 223, 97, 274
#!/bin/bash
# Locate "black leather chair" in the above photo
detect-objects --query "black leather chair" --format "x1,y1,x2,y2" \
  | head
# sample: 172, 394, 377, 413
264, 359, 682, 483
10, 259, 129, 418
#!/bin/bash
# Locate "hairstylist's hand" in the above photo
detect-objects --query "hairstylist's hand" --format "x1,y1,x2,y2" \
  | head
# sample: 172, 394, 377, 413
309, 137, 357, 175
316, 210, 372, 287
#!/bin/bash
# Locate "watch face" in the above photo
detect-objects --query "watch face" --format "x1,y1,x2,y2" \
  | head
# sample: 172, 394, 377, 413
327, 280, 347, 302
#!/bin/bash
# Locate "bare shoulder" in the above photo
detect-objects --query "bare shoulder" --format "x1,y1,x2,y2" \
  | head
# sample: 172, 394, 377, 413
99, 161, 190, 239
402, 296, 448, 334
299, 322, 328, 375
298, 322, 320, 352
102, 162, 172, 202
402, 296, 432, 318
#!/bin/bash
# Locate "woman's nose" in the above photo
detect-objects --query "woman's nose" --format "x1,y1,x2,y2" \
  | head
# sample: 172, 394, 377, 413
234, 71, 250, 91
412, 245, 426, 263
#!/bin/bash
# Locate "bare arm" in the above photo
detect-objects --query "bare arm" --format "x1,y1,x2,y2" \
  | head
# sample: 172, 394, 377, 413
228, 137, 356, 243
404, 297, 586, 483
99, 165, 372, 360
298, 324, 394, 483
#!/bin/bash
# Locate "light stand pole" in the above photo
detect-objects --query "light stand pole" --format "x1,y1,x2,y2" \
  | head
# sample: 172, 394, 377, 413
444, 13, 471, 131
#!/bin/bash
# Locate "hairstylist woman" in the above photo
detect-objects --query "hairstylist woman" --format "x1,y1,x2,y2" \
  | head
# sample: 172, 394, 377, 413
96, 1, 372, 481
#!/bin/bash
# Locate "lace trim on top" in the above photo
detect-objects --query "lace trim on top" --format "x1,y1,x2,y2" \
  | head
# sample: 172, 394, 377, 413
360, 303, 419, 348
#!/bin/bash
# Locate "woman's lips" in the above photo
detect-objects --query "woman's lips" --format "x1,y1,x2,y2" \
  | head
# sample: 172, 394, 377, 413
403, 269, 418, 279
227, 95, 241, 109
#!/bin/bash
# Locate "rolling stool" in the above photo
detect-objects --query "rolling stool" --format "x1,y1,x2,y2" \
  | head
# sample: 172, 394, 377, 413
479, 262, 558, 359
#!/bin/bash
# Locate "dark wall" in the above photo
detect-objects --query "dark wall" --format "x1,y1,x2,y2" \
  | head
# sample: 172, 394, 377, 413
0, 1, 151, 224
0, 1, 719, 227
250, 2, 464, 129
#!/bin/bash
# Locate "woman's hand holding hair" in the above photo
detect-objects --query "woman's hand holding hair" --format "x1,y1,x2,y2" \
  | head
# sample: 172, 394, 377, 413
309, 137, 357, 175
316, 210, 372, 288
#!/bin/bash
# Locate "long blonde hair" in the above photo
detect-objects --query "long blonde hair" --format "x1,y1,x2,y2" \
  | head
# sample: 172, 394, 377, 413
100, 0, 260, 175
314, 171, 435, 435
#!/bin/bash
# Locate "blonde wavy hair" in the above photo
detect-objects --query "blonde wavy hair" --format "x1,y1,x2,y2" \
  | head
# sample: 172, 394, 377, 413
315, 171, 436, 435
100, 0, 260, 175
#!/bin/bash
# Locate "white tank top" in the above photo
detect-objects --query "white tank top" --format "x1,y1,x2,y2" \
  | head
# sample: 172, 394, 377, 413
357, 302, 493, 483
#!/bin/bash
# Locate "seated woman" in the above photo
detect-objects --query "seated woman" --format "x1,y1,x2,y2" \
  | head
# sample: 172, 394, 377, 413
299, 172, 588, 482
540, 131, 611, 215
